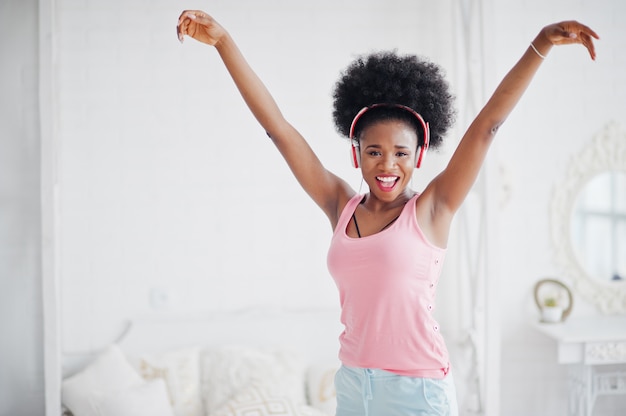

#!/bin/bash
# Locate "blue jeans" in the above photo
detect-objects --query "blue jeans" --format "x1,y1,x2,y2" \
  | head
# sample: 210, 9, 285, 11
334, 365, 459, 416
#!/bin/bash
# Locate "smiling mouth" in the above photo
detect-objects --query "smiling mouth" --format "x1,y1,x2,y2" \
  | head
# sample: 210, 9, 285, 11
376, 176, 399, 190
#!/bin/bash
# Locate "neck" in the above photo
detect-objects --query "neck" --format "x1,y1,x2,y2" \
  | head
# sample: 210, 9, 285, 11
362, 189, 414, 213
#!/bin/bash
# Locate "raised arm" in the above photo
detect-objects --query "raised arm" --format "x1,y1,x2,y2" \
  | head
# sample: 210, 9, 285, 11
425, 21, 599, 224
177, 11, 352, 223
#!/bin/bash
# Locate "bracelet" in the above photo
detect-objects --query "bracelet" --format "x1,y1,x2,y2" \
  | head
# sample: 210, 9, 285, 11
530, 42, 546, 59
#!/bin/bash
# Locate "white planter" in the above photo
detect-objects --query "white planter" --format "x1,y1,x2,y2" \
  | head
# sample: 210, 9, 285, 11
541, 306, 564, 323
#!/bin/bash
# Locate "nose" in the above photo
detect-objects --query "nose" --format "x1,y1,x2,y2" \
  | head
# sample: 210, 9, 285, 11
381, 153, 396, 169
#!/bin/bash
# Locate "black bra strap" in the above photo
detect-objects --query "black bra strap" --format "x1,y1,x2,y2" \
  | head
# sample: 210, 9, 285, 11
351, 213, 400, 238
352, 213, 362, 238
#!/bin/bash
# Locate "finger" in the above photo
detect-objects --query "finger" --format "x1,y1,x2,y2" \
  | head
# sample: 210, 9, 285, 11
178, 10, 200, 24
566, 21, 600, 43
587, 44, 596, 61
576, 23, 599, 60
178, 19, 188, 40
558, 26, 578, 41
177, 10, 196, 42
181, 10, 208, 23
581, 33, 597, 61
177, 16, 189, 42
178, 11, 208, 40
578, 23, 600, 40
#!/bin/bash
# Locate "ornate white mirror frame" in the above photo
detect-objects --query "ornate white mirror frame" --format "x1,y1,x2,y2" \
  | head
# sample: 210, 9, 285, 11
550, 121, 626, 314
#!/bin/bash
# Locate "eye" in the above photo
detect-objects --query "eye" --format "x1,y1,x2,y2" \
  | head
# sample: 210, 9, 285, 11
368, 150, 382, 156
396, 151, 410, 157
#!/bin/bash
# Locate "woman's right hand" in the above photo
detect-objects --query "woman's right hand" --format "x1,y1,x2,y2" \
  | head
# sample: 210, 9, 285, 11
177, 10, 226, 46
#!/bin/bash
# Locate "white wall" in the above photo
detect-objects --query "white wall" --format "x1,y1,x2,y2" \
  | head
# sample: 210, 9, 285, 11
0, 0, 45, 415
55, 0, 457, 352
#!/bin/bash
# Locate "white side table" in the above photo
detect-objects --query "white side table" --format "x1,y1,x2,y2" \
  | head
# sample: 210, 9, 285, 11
534, 316, 626, 416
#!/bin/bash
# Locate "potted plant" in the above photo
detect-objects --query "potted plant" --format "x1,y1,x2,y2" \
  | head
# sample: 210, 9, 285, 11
534, 278, 573, 323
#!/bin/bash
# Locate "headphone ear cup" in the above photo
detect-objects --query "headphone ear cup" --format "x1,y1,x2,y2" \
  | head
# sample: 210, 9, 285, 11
351, 143, 360, 168
416, 122, 430, 168
416, 145, 426, 168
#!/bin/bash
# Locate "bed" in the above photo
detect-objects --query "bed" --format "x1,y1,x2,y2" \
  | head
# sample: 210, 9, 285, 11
60, 307, 343, 416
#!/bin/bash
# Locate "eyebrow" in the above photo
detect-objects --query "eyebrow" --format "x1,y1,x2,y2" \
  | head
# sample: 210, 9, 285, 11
364, 144, 412, 150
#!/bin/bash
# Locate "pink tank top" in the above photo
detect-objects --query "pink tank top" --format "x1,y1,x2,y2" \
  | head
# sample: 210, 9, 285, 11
327, 193, 450, 378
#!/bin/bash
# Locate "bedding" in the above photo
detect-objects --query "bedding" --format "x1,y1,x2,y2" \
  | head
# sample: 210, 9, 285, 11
212, 383, 327, 416
133, 347, 202, 416
201, 345, 307, 414
305, 360, 339, 415
61, 308, 342, 416
62, 343, 338, 416
94, 379, 174, 416
62, 344, 149, 416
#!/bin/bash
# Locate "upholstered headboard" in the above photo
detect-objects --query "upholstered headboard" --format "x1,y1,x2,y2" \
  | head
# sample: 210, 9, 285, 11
62, 307, 343, 378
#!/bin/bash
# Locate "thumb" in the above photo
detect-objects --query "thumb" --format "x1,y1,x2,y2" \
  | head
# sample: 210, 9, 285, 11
556, 26, 578, 40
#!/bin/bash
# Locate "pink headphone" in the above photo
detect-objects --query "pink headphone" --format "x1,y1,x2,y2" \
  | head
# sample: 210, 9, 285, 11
349, 104, 430, 169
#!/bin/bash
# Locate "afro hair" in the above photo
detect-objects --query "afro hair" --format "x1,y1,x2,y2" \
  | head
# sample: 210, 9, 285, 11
332, 51, 456, 150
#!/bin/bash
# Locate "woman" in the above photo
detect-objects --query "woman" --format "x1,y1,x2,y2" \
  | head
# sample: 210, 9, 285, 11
176, 10, 598, 416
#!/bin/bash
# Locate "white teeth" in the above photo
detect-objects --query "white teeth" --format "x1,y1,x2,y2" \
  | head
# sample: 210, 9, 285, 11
377, 176, 397, 182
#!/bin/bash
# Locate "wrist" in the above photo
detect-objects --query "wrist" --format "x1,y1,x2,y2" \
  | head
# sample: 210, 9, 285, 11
531, 32, 552, 58
213, 30, 232, 50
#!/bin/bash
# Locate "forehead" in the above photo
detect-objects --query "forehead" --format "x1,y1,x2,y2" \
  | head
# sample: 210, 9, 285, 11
359, 119, 418, 147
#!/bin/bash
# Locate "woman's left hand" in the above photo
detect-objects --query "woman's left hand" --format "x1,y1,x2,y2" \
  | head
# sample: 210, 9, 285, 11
542, 21, 600, 60
176, 10, 226, 46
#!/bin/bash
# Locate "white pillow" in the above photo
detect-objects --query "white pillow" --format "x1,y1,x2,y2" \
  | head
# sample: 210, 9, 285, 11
200, 345, 306, 415
95, 379, 175, 416
62, 344, 143, 416
212, 383, 327, 416
132, 347, 202, 416
306, 361, 339, 416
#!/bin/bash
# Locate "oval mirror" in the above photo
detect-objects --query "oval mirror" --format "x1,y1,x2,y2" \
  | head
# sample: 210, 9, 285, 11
551, 121, 626, 314
571, 172, 626, 282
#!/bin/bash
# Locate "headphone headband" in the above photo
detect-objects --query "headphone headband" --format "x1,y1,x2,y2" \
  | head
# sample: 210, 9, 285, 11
349, 104, 430, 168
